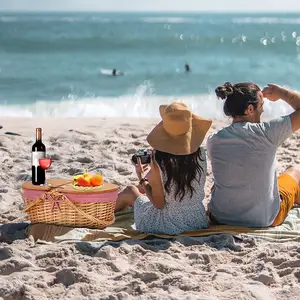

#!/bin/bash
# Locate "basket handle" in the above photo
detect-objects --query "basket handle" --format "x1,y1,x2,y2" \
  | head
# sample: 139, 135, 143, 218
23, 181, 72, 212
56, 191, 115, 226
24, 196, 43, 212
24, 189, 115, 226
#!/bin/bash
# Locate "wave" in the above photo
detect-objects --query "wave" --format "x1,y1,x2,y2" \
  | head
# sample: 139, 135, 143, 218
0, 94, 292, 119
0, 95, 222, 118
0, 15, 203, 24
2, 15, 300, 26
0, 37, 185, 53
141, 17, 201, 24
2, 33, 298, 54
0, 15, 201, 24
232, 17, 300, 24
0, 15, 115, 23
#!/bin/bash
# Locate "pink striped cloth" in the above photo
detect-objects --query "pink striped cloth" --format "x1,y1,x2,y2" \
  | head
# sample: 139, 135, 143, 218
23, 189, 118, 203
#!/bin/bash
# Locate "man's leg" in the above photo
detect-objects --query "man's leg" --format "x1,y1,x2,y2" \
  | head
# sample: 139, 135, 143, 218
115, 185, 142, 212
272, 167, 300, 226
283, 167, 300, 204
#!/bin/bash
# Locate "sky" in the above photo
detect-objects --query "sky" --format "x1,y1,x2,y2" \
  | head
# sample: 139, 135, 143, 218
0, 0, 300, 12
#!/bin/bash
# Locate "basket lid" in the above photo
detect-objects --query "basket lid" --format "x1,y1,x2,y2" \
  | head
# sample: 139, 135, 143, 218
22, 179, 119, 194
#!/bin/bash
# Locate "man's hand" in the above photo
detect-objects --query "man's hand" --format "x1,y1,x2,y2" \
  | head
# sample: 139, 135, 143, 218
263, 83, 300, 132
262, 84, 284, 101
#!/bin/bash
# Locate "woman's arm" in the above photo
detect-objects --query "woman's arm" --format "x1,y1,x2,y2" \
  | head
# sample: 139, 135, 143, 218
140, 171, 165, 209
137, 153, 165, 209
135, 153, 165, 209
139, 180, 153, 201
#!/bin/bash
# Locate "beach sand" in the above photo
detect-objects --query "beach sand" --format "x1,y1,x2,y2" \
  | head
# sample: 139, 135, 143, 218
0, 117, 300, 300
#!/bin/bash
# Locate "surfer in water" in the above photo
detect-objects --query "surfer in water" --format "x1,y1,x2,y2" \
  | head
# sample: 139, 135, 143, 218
112, 68, 124, 76
185, 63, 191, 73
100, 68, 124, 76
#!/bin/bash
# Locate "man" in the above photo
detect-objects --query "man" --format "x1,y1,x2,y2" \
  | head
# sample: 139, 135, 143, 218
112, 68, 124, 76
207, 82, 300, 227
185, 63, 191, 73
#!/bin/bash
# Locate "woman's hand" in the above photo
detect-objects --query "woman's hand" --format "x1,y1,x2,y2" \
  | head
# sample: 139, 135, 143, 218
134, 158, 150, 181
147, 150, 159, 182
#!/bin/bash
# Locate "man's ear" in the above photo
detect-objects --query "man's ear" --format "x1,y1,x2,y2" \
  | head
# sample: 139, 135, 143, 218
244, 104, 254, 115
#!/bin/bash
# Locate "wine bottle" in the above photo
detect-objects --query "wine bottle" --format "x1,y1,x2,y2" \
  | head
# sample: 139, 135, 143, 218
32, 128, 46, 185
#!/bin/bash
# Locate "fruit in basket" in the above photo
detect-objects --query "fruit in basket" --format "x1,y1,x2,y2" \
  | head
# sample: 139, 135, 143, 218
82, 173, 91, 185
90, 173, 103, 187
77, 177, 91, 187
73, 172, 103, 187
73, 173, 91, 187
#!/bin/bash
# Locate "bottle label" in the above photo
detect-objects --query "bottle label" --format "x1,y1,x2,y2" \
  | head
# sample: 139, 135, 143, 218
32, 151, 45, 167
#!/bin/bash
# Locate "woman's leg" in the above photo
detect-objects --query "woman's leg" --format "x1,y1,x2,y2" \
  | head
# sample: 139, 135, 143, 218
115, 185, 142, 212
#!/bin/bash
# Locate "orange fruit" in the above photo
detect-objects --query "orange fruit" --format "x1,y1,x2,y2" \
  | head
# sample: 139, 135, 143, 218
77, 177, 91, 187
82, 173, 91, 184
90, 174, 103, 187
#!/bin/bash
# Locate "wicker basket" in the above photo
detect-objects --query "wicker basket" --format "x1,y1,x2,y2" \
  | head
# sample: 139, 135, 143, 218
23, 183, 118, 229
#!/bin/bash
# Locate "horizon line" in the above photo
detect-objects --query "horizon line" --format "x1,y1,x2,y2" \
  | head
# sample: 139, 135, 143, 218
1, 9, 300, 14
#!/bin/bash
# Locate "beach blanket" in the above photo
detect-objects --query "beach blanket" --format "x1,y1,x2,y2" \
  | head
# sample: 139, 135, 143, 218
25, 207, 300, 243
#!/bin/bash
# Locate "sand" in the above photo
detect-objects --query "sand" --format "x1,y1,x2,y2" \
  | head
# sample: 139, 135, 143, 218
0, 117, 300, 300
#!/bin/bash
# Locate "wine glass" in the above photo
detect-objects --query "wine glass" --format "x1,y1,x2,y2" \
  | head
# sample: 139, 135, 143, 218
39, 157, 52, 186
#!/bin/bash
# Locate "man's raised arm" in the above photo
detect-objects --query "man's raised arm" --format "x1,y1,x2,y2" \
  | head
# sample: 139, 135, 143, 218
262, 83, 300, 132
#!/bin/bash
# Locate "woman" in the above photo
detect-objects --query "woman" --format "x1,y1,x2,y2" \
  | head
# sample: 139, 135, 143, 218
116, 102, 212, 235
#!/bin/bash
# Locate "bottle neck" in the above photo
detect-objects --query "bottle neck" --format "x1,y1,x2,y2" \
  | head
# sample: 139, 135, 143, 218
36, 129, 42, 142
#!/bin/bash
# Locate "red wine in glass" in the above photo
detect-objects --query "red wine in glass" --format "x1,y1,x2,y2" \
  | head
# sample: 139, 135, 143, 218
39, 157, 52, 186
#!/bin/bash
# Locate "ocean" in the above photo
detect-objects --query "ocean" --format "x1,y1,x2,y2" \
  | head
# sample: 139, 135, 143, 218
0, 11, 299, 119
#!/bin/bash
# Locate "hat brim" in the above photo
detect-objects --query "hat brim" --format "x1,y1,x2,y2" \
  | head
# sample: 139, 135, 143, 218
147, 112, 212, 155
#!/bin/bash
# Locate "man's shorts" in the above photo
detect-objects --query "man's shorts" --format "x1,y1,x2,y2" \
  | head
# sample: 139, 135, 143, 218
272, 173, 300, 226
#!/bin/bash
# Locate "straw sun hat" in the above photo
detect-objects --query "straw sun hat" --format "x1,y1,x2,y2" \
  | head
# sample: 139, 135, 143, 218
147, 102, 212, 155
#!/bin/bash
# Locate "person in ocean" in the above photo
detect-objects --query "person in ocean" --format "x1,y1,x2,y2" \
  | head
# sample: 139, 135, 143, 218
112, 68, 124, 76
115, 102, 212, 235
207, 82, 300, 228
185, 63, 190, 73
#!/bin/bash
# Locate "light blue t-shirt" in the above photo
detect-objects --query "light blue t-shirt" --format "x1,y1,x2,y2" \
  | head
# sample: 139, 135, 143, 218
207, 116, 293, 227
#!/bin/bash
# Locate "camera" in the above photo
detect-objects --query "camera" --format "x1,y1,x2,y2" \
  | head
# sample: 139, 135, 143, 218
131, 149, 152, 165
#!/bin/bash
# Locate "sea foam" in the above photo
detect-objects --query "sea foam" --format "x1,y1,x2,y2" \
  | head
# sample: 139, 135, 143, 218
0, 93, 293, 120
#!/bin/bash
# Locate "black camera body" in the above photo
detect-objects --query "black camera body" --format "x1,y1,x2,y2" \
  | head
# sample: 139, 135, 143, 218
131, 149, 151, 165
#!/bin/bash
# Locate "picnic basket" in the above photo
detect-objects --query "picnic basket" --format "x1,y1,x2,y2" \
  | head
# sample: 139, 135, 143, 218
22, 179, 118, 229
